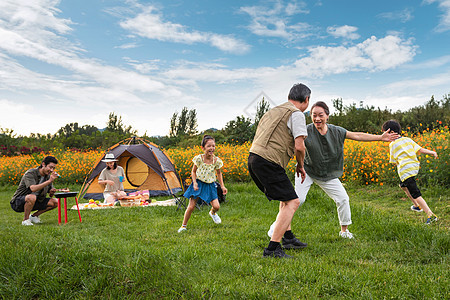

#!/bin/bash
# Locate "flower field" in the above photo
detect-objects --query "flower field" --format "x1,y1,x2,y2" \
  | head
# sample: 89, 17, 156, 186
0, 149, 100, 186
0, 126, 448, 187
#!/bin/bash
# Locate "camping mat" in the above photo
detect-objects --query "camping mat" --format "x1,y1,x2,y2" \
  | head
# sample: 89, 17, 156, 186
71, 199, 176, 210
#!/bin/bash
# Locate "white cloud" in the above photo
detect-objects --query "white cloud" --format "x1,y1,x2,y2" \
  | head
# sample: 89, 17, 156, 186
0, 0, 73, 34
295, 35, 417, 76
424, 0, 450, 31
240, 1, 313, 40
0, 0, 190, 136
116, 43, 139, 49
162, 35, 417, 84
123, 58, 161, 74
404, 54, 450, 69
0, 99, 47, 134
378, 8, 414, 23
327, 25, 360, 40
433, 0, 450, 31
0, 1, 187, 102
119, 5, 250, 54
384, 71, 450, 92
284, 1, 309, 15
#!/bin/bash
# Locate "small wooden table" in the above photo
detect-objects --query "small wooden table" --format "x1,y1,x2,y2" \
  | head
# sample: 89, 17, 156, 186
54, 192, 82, 225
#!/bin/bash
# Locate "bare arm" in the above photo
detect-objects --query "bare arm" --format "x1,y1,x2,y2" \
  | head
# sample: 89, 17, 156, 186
191, 165, 198, 190
98, 169, 114, 186
98, 179, 114, 186
346, 129, 399, 142
418, 148, 438, 159
30, 172, 58, 193
294, 135, 306, 183
216, 169, 227, 195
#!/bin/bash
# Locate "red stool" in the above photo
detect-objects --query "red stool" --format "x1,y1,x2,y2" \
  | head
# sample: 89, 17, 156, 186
54, 192, 82, 225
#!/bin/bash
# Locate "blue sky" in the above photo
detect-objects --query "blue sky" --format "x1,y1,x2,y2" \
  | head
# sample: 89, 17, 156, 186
1, 0, 449, 137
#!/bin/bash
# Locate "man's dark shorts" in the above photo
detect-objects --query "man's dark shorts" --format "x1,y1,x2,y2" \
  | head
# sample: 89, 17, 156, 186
400, 176, 422, 199
248, 153, 298, 201
10, 195, 51, 213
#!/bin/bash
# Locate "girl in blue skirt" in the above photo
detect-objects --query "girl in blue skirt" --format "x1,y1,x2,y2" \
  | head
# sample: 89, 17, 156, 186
178, 135, 228, 232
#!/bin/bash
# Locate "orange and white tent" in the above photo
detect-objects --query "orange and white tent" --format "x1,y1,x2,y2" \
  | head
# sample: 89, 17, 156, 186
80, 138, 182, 200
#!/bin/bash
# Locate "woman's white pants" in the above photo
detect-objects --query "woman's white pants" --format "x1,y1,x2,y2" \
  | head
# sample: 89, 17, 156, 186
295, 173, 352, 226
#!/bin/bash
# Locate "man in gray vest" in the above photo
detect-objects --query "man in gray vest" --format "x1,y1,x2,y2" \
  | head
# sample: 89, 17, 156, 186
248, 83, 310, 258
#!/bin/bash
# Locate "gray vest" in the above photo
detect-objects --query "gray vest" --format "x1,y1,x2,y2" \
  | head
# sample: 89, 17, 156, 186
250, 102, 299, 168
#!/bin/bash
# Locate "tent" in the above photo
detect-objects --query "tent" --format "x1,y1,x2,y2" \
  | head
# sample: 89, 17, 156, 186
80, 137, 182, 200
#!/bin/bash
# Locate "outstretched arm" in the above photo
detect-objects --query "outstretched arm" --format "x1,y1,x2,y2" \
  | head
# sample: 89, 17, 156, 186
346, 129, 399, 142
418, 148, 438, 159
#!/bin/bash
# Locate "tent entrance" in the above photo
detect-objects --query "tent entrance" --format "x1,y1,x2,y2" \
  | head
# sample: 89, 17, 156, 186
125, 157, 148, 187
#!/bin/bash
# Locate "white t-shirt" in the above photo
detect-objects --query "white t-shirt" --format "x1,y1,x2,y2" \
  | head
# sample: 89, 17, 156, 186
287, 110, 307, 139
98, 166, 125, 193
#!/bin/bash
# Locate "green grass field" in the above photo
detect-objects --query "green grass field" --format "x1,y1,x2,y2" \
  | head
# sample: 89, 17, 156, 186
0, 183, 448, 299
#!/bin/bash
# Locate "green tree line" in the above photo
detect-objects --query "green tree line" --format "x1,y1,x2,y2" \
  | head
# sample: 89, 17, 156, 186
1, 94, 448, 154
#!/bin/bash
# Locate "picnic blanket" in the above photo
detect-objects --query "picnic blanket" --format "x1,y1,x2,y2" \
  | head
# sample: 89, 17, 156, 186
71, 198, 176, 210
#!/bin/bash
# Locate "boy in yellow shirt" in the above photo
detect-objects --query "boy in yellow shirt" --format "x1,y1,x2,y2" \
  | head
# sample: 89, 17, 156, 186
382, 120, 439, 224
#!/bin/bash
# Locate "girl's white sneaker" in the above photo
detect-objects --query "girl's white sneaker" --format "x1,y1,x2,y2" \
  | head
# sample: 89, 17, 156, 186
209, 211, 221, 224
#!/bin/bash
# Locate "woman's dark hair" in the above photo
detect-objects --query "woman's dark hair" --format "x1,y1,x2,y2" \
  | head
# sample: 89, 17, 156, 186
202, 135, 215, 147
382, 120, 401, 134
40, 156, 58, 168
311, 101, 330, 116
288, 83, 311, 103
106, 162, 117, 170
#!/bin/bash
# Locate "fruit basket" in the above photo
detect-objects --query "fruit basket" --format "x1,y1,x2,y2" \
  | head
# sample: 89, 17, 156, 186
118, 194, 148, 207
118, 199, 141, 207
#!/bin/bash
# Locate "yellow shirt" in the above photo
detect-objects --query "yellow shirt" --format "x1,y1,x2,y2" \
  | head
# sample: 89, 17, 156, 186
389, 137, 422, 181
193, 154, 223, 183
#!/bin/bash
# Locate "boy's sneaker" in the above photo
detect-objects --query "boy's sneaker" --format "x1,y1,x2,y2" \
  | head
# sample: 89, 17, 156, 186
267, 222, 275, 238
410, 205, 423, 212
29, 215, 42, 224
282, 236, 308, 249
177, 226, 187, 233
22, 219, 33, 226
209, 211, 221, 224
339, 229, 354, 239
425, 215, 438, 225
263, 244, 293, 258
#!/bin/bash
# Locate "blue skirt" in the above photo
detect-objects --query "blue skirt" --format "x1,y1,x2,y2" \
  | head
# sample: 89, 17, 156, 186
183, 180, 218, 203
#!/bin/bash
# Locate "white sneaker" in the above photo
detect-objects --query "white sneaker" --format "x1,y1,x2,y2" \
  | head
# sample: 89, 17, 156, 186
29, 215, 41, 224
267, 221, 275, 238
22, 219, 33, 226
178, 226, 187, 233
209, 210, 221, 224
339, 229, 354, 239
